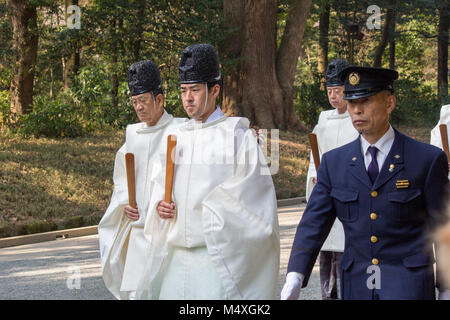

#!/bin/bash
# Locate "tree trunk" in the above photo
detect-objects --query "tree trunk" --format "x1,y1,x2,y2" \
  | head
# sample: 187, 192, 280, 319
373, 0, 394, 68
240, 0, 279, 129
438, 3, 449, 98
63, 0, 80, 89
7, 0, 39, 117
222, 0, 311, 131
111, 17, 119, 110
276, 0, 312, 130
111, 14, 123, 110
62, 51, 80, 89
222, 0, 244, 117
133, 0, 146, 62
318, 0, 330, 90
388, 5, 395, 70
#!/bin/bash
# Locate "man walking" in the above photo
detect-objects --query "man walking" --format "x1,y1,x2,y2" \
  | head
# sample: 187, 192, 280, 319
282, 66, 448, 300
137, 44, 280, 300
306, 58, 358, 299
98, 60, 186, 299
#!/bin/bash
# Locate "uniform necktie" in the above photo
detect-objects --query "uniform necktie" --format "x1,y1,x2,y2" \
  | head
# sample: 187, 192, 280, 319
367, 146, 379, 184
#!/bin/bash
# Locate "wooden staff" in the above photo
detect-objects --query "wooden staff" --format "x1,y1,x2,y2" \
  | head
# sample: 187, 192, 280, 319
164, 135, 177, 203
308, 133, 320, 171
440, 124, 450, 160
125, 153, 137, 209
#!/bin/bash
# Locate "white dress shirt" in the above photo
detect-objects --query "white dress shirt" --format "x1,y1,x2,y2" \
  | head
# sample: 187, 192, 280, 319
360, 124, 395, 172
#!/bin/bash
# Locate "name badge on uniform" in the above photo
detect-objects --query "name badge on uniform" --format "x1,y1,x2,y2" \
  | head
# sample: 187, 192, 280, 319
396, 180, 410, 189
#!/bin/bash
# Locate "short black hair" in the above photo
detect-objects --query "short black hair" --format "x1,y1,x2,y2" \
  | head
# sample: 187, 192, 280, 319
207, 80, 221, 90
152, 88, 164, 98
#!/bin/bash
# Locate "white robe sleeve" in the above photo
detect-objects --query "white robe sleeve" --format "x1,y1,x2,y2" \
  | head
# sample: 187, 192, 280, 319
431, 124, 443, 149
97, 143, 133, 300
98, 143, 128, 259
135, 155, 172, 300
201, 129, 280, 300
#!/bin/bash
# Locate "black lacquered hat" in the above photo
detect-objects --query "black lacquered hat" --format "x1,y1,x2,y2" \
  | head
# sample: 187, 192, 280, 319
128, 60, 162, 96
338, 66, 399, 100
179, 43, 221, 84
326, 58, 349, 87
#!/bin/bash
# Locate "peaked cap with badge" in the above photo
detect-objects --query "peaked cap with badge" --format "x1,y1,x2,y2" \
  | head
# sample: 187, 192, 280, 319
338, 66, 399, 100
128, 60, 163, 97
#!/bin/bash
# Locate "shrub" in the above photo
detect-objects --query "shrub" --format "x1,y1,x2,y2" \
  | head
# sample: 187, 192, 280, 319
19, 95, 86, 138
391, 78, 441, 127
295, 79, 329, 129
164, 78, 188, 118
0, 90, 10, 126
70, 65, 137, 130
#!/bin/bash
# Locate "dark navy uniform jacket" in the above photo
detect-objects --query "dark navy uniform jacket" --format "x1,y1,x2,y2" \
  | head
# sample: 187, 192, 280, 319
287, 128, 448, 299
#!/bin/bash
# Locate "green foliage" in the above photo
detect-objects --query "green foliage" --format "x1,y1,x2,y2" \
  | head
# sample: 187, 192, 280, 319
19, 95, 85, 138
294, 68, 329, 129
295, 83, 328, 130
0, 90, 10, 126
1, 0, 447, 136
391, 78, 442, 127
70, 64, 138, 129
113, 82, 140, 128
164, 78, 187, 118
5, 0, 224, 136
291, 0, 446, 130
0, 2, 12, 91
18, 63, 141, 137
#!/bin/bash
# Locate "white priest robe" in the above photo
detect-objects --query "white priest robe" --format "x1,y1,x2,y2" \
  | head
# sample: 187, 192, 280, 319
306, 109, 359, 252
430, 104, 450, 180
98, 111, 187, 299
135, 113, 280, 300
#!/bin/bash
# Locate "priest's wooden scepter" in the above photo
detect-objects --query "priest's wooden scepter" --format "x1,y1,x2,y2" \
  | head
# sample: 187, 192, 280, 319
439, 124, 450, 161
125, 153, 137, 209
165, 135, 177, 203
308, 133, 320, 171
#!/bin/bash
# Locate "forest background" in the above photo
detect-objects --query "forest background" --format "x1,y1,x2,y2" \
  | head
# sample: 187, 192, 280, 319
0, 0, 448, 237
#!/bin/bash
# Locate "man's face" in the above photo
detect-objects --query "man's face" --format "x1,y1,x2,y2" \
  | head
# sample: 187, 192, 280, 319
327, 85, 346, 112
347, 90, 396, 140
180, 83, 217, 121
131, 92, 162, 126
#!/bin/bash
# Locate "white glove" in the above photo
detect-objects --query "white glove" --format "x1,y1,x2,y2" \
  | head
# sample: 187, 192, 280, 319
438, 289, 450, 300
281, 272, 304, 300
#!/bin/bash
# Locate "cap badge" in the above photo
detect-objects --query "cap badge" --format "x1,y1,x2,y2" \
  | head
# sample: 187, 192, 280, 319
349, 72, 360, 86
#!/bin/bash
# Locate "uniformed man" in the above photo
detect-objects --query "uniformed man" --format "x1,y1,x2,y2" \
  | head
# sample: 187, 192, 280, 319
281, 66, 449, 300
306, 58, 359, 299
